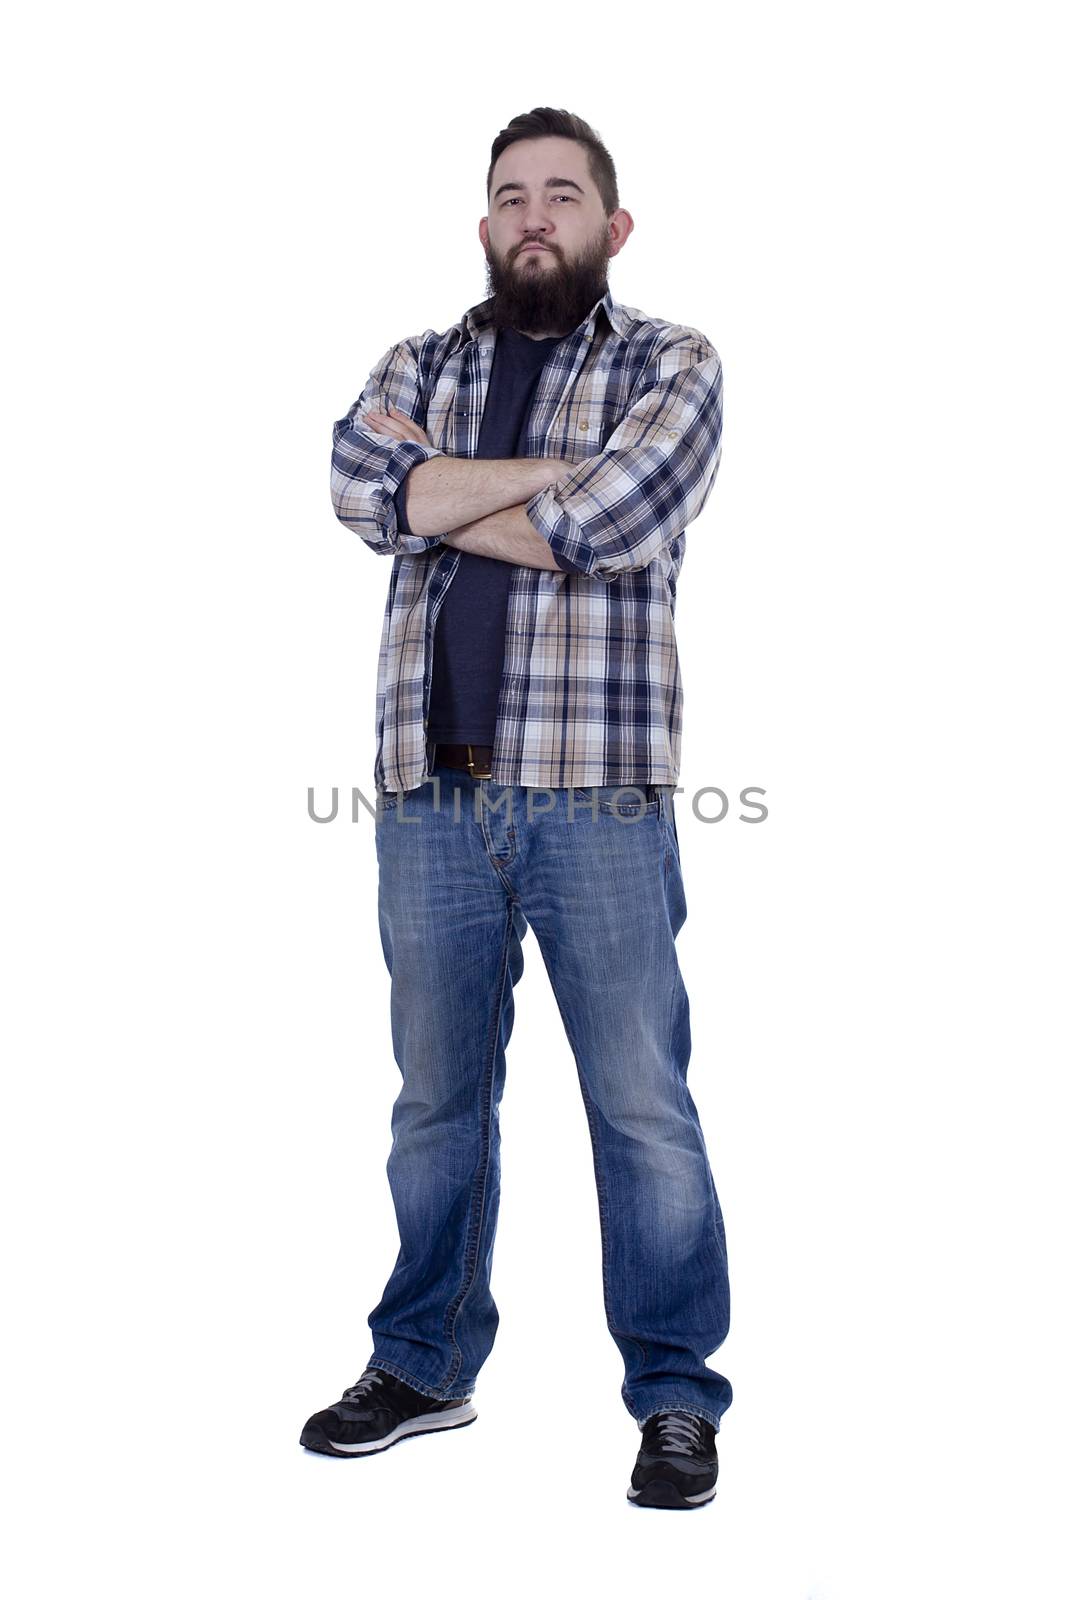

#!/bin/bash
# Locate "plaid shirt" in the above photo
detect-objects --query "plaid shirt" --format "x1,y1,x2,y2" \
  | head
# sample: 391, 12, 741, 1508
330, 284, 723, 793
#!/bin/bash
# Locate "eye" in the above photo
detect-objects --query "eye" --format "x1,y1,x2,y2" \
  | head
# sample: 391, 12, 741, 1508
501, 195, 576, 206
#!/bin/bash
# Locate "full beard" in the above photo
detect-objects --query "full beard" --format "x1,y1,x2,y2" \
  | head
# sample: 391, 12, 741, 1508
484, 226, 613, 336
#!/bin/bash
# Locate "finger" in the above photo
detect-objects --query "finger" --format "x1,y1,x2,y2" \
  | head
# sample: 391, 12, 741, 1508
365, 408, 427, 445
368, 406, 411, 429
368, 419, 412, 442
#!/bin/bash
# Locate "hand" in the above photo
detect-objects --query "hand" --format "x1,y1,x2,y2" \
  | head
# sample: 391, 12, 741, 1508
363, 402, 433, 449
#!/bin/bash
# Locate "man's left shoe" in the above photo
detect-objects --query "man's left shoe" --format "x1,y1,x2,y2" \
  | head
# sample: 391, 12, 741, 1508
627, 1410, 719, 1508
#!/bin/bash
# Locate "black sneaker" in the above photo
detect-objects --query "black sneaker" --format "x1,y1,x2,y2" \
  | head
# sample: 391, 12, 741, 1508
299, 1366, 477, 1457
627, 1409, 719, 1508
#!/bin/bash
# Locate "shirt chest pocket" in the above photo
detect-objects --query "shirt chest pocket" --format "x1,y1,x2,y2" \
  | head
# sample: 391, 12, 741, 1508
424, 391, 459, 453
540, 400, 622, 461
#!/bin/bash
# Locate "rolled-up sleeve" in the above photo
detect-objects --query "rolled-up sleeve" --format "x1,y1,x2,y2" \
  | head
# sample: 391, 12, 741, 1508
331, 336, 448, 556
523, 335, 723, 581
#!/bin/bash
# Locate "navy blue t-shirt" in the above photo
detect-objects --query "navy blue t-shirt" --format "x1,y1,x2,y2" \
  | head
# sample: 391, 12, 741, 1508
395, 325, 566, 745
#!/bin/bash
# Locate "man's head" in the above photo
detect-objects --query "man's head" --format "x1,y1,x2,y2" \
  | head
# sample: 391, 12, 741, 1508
480, 108, 634, 338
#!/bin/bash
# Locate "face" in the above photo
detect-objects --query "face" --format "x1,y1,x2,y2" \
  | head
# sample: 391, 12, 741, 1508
479, 136, 634, 337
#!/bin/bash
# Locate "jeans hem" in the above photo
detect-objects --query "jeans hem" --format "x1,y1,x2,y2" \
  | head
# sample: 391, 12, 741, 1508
629, 1401, 722, 1432
366, 1355, 475, 1404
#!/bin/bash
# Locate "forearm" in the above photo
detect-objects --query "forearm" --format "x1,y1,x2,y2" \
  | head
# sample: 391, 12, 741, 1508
441, 504, 565, 571
400, 456, 562, 538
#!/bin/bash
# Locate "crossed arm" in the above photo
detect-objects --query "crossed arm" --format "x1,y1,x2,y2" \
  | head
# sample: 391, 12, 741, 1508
363, 405, 569, 571
333, 333, 722, 580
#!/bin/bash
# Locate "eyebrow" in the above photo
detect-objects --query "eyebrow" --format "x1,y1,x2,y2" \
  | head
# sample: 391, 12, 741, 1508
493, 177, 585, 202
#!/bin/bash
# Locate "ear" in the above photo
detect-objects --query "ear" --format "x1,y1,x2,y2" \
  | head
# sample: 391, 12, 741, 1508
606, 210, 635, 258
478, 217, 490, 254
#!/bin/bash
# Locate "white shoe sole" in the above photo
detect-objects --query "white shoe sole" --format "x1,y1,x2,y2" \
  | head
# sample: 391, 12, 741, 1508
325, 1401, 478, 1454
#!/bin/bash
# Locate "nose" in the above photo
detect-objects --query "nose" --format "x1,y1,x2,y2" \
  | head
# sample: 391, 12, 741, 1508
520, 211, 555, 245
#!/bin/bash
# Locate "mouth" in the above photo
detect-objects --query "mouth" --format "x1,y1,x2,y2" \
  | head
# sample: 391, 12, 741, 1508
519, 244, 552, 254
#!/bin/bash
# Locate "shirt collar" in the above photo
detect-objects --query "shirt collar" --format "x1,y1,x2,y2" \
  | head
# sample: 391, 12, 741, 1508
460, 282, 632, 348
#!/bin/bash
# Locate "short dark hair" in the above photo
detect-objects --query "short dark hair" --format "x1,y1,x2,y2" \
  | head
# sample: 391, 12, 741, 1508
487, 107, 619, 218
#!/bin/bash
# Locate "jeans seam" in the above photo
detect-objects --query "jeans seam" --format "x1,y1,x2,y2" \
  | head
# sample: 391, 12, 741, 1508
660, 791, 674, 879
440, 898, 514, 1386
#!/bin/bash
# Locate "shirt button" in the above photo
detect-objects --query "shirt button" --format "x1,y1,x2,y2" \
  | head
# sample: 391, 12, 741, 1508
668, 430, 678, 439
578, 421, 589, 431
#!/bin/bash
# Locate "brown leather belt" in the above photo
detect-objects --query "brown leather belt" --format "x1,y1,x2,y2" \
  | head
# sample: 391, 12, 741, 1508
433, 742, 494, 779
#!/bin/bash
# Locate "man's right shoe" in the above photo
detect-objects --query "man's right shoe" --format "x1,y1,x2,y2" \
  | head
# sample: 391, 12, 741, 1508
627, 1410, 719, 1508
299, 1365, 477, 1457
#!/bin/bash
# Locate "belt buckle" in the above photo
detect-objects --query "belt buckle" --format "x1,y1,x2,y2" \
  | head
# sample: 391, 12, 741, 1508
466, 743, 493, 780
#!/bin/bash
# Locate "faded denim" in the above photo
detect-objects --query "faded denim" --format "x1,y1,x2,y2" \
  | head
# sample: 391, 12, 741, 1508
364, 765, 732, 1431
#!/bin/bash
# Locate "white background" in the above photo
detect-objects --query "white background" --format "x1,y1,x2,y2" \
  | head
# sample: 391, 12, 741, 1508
3, 2, 1064, 1595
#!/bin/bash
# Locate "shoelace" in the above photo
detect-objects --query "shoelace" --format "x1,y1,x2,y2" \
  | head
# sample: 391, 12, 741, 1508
341, 1369, 388, 1403
645, 1410, 706, 1455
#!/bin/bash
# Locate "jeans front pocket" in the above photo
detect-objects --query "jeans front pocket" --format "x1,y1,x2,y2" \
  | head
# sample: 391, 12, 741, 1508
572, 785, 659, 819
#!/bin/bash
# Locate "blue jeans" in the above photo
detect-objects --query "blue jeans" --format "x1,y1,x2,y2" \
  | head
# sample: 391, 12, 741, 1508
365, 765, 732, 1431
